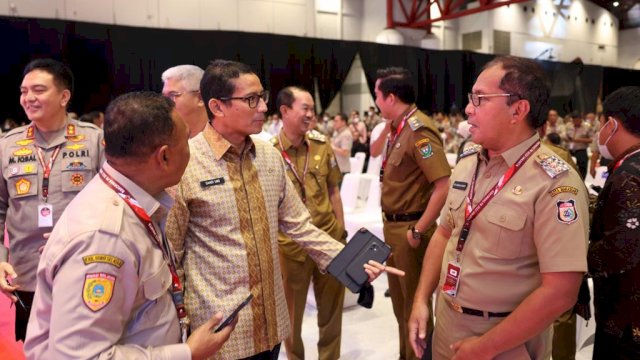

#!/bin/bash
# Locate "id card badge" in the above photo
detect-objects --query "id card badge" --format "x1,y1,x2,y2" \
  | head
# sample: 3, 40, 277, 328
38, 204, 53, 228
442, 260, 461, 297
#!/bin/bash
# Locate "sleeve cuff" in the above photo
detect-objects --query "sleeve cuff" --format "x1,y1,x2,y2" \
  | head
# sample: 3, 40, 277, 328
163, 343, 191, 360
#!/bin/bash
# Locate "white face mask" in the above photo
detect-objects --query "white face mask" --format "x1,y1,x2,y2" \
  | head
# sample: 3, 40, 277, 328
597, 118, 617, 160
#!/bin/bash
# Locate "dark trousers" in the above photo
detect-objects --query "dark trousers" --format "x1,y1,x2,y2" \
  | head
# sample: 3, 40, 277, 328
571, 149, 588, 180
14, 290, 34, 341
593, 328, 640, 360
241, 343, 282, 360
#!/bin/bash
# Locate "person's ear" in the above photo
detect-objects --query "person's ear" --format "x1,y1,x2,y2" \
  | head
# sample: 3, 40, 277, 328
208, 99, 225, 117
155, 144, 170, 168
511, 99, 530, 124
60, 89, 71, 107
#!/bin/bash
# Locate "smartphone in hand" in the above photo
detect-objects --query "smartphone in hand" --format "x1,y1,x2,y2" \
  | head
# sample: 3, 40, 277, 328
214, 293, 254, 333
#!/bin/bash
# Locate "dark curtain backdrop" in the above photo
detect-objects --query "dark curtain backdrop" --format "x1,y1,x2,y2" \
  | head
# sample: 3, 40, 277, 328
1, 16, 638, 123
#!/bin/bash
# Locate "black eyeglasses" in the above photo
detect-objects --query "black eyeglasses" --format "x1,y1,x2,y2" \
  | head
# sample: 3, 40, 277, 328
467, 93, 520, 107
219, 91, 269, 109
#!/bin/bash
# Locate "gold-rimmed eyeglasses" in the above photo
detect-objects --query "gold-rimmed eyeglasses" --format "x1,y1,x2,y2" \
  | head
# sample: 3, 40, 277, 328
164, 90, 200, 101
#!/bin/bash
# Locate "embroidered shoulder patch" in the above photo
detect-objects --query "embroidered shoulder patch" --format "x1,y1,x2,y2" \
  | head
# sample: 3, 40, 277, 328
535, 153, 569, 178
83, 272, 116, 312
556, 199, 578, 224
82, 254, 124, 268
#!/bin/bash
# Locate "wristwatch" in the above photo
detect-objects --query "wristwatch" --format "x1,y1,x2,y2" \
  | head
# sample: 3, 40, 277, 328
410, 226, 423, 242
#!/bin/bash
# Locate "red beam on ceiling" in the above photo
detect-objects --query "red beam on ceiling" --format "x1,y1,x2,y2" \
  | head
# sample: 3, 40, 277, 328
387, 0, 529, 32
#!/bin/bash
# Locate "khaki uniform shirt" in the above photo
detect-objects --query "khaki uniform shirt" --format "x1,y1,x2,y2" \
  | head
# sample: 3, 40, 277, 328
273, 130, 345, 262
381, 108, 451, 214
331, 127, 353, 172
439, 135, 589, 312
166, 124, 344, 359
24, 162, 190, 359
0, 118, 105, 291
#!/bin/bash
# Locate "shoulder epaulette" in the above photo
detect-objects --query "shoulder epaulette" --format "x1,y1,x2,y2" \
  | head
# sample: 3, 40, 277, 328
307, 130, 326, 143
1, 125, 29, 139
458, 144, 482, 159
74, 120, 102, 131
534, 152, 570, 178
407, 116, 423, 131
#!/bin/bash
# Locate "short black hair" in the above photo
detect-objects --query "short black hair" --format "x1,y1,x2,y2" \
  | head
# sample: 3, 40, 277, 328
483, 56, 550, 129
375, 67, 415, 104
276, 86, 307, 115
80, 111, 102, 124
334, 113, 348, 123
104, 92, 175, 159
23, 58, 74, 94
603, 86, 640, 136
546, 132, 562, 145
200, 59, 255, 119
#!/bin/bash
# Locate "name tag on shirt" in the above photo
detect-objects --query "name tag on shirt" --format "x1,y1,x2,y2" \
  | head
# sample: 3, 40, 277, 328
200, 177, 225, 188
452, 181, 468, 191
38, 204, 53, 228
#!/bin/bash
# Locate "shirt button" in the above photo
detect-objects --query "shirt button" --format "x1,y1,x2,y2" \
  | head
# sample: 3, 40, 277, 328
484, 172, 492, 179
499, 215, 506, 222
112, 199, 120, 206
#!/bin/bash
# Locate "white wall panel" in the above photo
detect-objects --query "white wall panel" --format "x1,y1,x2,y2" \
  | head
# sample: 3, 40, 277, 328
316, 12, 338, 39
198, 0, 239, 31
157, 0, 200, 29
113, 0, 158, 27
2, 0, 64, 19
273, 2, 307, 36
66, 0, 114, 24
238, 0, 273, 33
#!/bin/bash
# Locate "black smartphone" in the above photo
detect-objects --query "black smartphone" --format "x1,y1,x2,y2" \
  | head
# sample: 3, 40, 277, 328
214, 293, 253, 333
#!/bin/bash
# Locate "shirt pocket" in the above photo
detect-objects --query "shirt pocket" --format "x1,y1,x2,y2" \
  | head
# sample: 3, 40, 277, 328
139, 265, 172, 322
446, 191, 466, 230
485, 203, 528, 259
61, 158, 93, 192
6, 164, 39, 199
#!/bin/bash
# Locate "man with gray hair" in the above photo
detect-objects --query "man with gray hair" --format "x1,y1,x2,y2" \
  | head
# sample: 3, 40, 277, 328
162, 65, 209, 138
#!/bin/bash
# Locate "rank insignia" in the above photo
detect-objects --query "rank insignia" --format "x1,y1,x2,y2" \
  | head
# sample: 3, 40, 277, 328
66, 161, 87, 170
408, 116, 423, 131
66, 143, 86, 150
66, 124, 77, 137
308, 130, 326, 142
15, 178, 31, 195
13, 147, 33, 156
459, 144, 481, 159
15, 139, 34, 146
82, 272, 115, 312
556, 199, 578, 224
536, 153, 569, 178
9, 166, 19, 176
68, 134, 86, 142
23, 164, 36, 174
71, 173, 84, 186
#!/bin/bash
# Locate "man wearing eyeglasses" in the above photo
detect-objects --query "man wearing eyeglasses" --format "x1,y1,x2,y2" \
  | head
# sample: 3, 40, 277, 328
162, 65, 208, 138
409, 56, 588, 360
165, 60, 398, 360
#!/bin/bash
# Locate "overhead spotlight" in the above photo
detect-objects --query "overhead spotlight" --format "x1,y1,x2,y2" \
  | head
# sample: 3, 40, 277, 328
613, 1, 619, 7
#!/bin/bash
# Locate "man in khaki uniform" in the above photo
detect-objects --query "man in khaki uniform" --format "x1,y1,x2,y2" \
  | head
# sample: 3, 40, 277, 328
370, 67, 451, 360
565, 112, 593, 180
24, 92, 234, 359
409, 56, 588, 360
272, 86, 346, 360
0, 59, 104, 341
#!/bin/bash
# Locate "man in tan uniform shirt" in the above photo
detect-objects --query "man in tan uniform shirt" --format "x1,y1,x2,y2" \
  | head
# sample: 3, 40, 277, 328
370, 67, 451, 360
409, 56, 588, 360
272, 86, 346, 360
0, 59, 104, 341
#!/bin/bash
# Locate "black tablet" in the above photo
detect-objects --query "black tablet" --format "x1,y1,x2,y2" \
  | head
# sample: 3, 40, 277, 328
327, 228, 391, 293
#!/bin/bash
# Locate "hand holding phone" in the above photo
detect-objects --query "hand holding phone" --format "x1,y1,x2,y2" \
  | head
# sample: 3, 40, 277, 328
214, 293, 253, 333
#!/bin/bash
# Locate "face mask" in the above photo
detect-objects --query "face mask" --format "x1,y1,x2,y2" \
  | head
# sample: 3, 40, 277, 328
597, 119, 617, 160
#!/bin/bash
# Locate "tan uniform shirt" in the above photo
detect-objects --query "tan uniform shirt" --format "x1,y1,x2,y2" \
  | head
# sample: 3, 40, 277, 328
439, 135, 589, 312
331, 127, 353, 172
24, 162, 190, 359
166, 124, 344, 359
273, 131, 344, 261
381, 108, 451, 214
0, 118, 105, 291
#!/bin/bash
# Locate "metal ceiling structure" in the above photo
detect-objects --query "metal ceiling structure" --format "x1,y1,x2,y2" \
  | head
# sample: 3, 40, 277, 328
386, 0, 640, 31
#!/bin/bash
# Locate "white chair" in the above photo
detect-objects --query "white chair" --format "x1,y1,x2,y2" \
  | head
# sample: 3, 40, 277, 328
349, 152, 366, 174
340, 173, 361, 212
367, 155, 382, 176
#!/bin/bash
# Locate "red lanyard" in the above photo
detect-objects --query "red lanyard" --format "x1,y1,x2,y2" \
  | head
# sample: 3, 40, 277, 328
35, 146, 61, 202
381, 107, 418, 176
455, 140, 540, 260
612, 147, 640, 172
99, 168, 189, 340
279, 134, 310, 203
